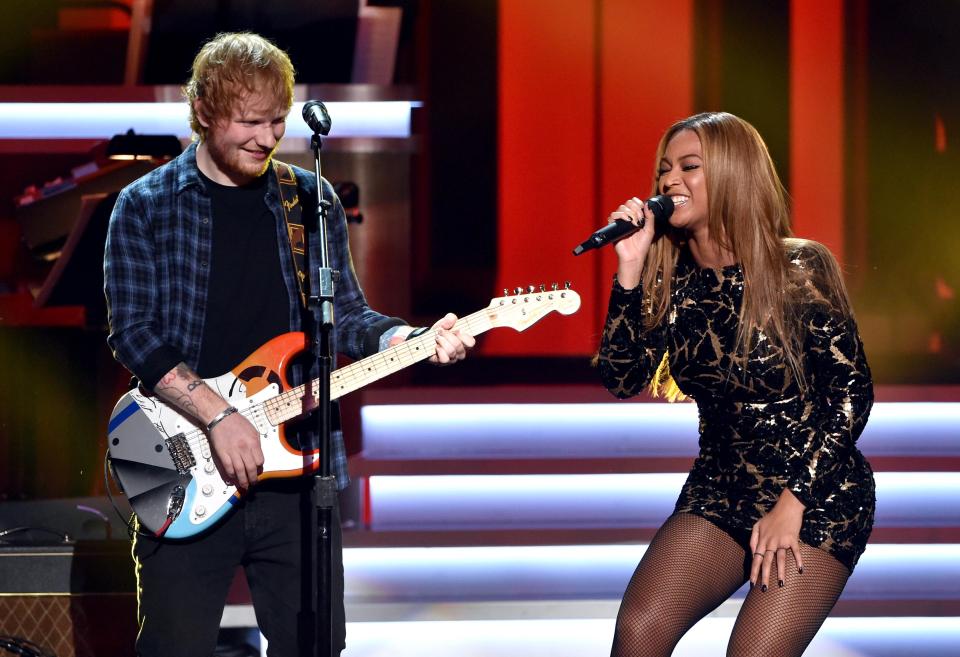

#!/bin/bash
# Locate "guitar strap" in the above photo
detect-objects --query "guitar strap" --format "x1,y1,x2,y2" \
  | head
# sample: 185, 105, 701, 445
271, 160, 344, 436
273, 160, 309, 309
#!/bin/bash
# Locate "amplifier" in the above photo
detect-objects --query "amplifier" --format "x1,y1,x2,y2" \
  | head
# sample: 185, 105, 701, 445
0, 541, 136, 657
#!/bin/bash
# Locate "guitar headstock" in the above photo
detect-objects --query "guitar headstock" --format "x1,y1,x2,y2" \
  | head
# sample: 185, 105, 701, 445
486, 282, 581, 332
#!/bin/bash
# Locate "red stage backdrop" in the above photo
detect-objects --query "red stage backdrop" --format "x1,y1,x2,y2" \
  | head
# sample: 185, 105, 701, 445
492, 0, 694, 356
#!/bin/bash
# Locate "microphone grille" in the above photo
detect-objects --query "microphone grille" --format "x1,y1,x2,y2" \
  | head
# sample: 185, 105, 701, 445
647, 195, 675, 221
302, 100, 332, 135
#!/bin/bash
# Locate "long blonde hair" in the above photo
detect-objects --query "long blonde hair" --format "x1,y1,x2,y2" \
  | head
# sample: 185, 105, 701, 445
642, 112, 843, 395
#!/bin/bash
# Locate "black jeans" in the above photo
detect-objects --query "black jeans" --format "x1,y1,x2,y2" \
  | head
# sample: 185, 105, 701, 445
133, 479, 346, 657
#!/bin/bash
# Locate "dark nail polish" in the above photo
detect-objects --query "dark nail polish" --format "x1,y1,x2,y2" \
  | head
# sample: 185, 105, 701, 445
778, 579, 784, 588
799, 567, 804, 575
749, 581, 755, 590
761, 584, 767, 593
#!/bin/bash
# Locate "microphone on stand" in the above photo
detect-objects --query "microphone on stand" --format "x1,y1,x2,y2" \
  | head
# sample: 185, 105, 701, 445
572, 195, 675, 256
302, 100, 332, 135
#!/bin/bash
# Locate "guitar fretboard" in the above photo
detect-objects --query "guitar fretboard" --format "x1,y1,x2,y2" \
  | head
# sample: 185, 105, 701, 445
261, 308, 496, 426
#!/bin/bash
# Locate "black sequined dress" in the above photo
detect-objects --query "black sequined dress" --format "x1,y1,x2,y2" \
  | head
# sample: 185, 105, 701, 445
598, 243, 875, 571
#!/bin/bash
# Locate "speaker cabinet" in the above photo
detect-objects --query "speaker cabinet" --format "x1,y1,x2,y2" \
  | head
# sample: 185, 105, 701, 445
0, 541, 136, 657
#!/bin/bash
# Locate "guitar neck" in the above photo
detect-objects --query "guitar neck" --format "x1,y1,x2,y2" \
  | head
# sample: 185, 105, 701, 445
264, 308, 495, 426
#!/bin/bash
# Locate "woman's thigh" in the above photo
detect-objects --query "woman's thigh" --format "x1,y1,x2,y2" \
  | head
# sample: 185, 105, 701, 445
611, 513, 750, 657
727, 542, 849, 657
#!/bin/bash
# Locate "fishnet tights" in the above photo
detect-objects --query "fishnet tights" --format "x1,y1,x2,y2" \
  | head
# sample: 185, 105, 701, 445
611, 513, 849, 657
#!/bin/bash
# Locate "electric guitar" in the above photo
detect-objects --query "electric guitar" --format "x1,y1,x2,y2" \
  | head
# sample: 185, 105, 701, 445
107, 285, 581, 538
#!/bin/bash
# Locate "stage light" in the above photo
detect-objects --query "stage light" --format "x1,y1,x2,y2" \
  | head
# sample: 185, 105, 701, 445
0, 101, 418, 139
365, 472, 960, 531
360, 402, 960, 459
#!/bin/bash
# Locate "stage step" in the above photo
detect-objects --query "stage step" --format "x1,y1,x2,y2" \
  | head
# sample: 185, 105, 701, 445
222, 543, 960, 626
340, 543, 959, 616
334, 617, 960, 657
354, 472, 960, 543
349, 401, 960, 546
353, 401, 960, 474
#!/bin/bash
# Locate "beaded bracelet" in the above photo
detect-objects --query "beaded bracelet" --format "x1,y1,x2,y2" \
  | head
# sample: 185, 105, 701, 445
206, 406, 238, 432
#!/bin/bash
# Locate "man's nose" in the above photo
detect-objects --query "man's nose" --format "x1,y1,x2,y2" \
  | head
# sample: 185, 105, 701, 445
256, 124, 279, 147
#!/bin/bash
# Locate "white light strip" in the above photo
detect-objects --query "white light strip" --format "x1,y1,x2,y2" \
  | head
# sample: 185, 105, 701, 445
367, 472, 960, 530
369, 472, 680, 530
362, 403, 701, 458
0, 101, 416, 139
360, 402, 960, 459
338, 617, 960, 657
342, 544, 960, 604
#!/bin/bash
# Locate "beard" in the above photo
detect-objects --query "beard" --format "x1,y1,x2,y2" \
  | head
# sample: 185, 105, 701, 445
204, 135, 278, 183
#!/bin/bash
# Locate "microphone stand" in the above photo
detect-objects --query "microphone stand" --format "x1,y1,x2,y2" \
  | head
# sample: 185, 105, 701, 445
304, 125, 337, 657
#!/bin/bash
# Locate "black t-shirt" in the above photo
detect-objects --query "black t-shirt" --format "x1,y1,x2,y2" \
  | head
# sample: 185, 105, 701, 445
196, 169, 290, 378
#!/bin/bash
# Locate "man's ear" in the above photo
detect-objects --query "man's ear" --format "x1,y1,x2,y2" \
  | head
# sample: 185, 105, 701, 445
194, 100, 211, 129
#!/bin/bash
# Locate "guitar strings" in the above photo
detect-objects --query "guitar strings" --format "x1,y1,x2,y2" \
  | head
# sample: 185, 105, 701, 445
181, 404, 267, 453
264, 293, 561, 418
278, 307, 498, 409
177, 292, 566, 458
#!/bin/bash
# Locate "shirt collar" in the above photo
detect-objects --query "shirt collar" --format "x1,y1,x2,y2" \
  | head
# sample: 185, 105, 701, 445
174, 140, 204, 194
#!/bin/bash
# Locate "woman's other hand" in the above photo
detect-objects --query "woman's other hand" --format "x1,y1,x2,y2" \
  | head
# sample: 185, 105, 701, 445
749, 488, 806, 591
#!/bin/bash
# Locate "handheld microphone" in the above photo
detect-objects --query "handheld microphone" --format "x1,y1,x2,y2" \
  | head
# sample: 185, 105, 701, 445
572, 195, 674, 256
302, 100, 332, 135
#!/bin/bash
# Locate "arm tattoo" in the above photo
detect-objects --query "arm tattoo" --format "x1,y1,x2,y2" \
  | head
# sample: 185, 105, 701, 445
175, 363, 205, 392
163, 390, 200, 418
154, 362, 204, 419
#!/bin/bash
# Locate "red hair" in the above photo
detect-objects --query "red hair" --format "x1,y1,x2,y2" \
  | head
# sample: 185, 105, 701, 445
183, 32, 295, 141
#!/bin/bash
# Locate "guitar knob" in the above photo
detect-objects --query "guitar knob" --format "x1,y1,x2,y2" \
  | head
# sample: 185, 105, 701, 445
202, 484, 214, 496
195, 505, 207, 517
204, 461, 216, 474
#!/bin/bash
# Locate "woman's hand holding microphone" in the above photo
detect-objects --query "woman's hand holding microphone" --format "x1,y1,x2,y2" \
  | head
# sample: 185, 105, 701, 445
609, 197, 656, 289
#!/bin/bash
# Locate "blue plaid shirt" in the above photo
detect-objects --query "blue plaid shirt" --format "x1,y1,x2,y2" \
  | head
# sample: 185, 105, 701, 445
104, 142, 404, 488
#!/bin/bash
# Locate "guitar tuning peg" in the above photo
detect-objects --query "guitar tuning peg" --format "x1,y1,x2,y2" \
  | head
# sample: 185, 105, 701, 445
527, 285, 535, 294
514, 287, 523, 295
564, 281, 572, 289
551, 282, 559, 291
504, 288, 509, 296
539, 284, 546, 292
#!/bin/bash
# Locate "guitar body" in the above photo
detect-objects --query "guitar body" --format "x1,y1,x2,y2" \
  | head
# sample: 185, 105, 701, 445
107, 332, 317, 538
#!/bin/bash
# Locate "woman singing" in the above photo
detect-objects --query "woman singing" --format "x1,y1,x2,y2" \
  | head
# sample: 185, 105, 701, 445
597, 112, 875, 657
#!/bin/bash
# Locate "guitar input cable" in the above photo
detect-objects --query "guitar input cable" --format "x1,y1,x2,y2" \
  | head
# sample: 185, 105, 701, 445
102, 452, 150, 539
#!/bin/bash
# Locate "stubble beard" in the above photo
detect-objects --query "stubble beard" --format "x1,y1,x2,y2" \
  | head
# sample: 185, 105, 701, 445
206, 136, 278, 183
